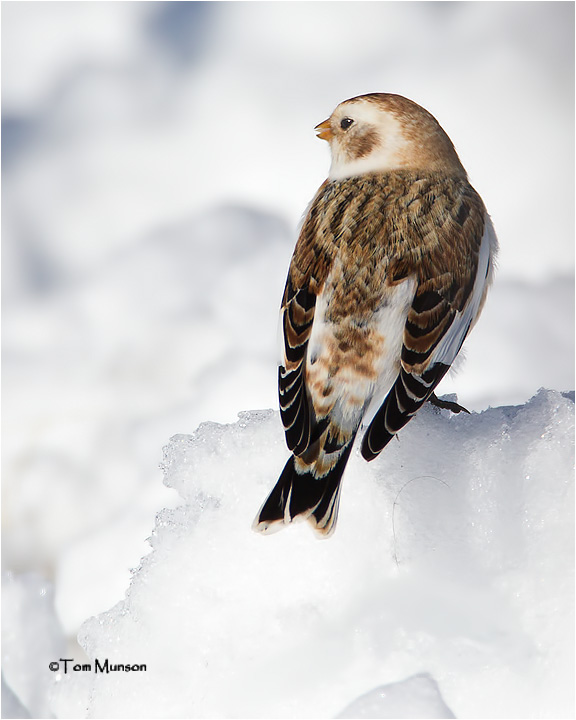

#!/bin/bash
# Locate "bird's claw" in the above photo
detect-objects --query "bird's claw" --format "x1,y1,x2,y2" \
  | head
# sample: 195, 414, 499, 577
428, 392, 470, 414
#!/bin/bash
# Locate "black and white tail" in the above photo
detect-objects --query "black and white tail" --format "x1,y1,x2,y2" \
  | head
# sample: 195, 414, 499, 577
252, 442, 354, 538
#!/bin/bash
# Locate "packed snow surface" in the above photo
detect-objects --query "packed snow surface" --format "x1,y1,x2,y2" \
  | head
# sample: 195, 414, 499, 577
48, 390, 574, 719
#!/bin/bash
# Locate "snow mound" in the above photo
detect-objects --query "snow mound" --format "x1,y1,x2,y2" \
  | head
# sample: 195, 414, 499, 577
2, 573, 66, 718
50, 390, 574, 718
1, 676, 31, 720
336, 673, 455, 719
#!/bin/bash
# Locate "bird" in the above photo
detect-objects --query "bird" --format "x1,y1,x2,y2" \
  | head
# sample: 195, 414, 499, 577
252, 93, 498, 538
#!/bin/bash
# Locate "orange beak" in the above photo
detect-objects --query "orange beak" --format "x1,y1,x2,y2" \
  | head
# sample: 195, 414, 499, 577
315, 119, 333, 141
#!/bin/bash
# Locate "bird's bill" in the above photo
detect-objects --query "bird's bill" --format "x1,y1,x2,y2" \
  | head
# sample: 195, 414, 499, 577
315, 119, 333, 141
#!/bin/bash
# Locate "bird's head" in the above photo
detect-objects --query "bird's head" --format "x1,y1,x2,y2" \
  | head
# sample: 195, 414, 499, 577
315, 93, 467, 180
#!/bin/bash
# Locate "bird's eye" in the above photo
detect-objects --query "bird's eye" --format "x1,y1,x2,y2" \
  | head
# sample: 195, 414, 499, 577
340, 117, 354, 130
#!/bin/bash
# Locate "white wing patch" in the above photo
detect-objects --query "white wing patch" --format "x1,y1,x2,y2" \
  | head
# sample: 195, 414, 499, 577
429, 214, 497, 367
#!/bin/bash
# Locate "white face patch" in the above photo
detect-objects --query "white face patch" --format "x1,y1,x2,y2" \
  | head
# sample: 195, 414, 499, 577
328, 102, 409, 180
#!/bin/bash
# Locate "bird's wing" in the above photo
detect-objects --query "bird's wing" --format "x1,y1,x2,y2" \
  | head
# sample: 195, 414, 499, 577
277, 181, 335, 457
361, 203, 497, 461
278, 275, 323, 455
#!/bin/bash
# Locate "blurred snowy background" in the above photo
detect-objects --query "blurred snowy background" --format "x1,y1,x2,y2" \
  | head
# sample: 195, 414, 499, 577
2, 2, 574, 718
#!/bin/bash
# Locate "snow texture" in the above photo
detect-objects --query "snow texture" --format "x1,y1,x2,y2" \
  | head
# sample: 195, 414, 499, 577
47, 390, 574, 719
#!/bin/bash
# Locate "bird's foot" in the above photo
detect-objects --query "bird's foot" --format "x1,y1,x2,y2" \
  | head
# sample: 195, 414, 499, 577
428, 392, 470, 414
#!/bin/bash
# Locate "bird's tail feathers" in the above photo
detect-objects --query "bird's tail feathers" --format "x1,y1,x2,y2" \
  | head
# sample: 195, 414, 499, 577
252, 442, 354, 538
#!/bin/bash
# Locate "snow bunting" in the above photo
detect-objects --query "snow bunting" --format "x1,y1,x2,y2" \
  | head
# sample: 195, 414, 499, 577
253, 93, 498, 537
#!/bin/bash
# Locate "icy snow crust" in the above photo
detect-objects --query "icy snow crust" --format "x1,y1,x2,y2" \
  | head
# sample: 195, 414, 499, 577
50, 390, 574, 719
